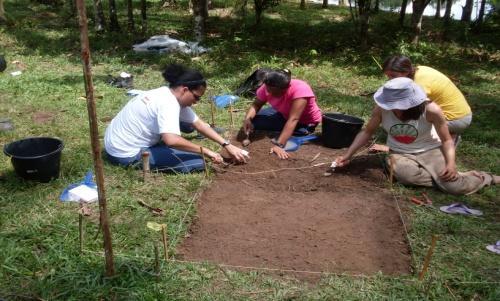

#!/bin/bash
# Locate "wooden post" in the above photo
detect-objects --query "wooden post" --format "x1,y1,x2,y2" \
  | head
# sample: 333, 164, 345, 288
161, 224, 168, 261
154, 241, 160, 275
389, 155, 396, 188
76, 0, 114, 276
210, 99, 216, 127
79, 212, 84, 254
228, 101, 234, 132
419, 234, 438, 281
142, 151, 150, 181
200, 146, 209, 177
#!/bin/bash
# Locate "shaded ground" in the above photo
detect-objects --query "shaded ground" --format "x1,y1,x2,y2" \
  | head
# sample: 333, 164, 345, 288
178, 133, 411, 279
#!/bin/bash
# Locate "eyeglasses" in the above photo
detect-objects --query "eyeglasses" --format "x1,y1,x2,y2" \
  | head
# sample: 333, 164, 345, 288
190, 89, 202, 101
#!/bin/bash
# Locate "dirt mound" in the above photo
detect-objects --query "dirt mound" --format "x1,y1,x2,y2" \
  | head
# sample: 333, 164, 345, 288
178, 135, 411, 279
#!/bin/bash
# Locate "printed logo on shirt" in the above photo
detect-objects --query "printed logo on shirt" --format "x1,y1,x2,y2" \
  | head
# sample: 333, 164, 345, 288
141, 96, 151, 104
389, 124, 418, 144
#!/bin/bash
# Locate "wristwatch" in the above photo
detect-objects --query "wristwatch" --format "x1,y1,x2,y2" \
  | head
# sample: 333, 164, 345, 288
220, 140, 230, 147
271, 138, 285, 148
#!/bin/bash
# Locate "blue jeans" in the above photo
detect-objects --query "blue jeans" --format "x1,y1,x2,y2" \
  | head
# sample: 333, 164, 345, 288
105, 144, 205, 173
252, 107, 317, 136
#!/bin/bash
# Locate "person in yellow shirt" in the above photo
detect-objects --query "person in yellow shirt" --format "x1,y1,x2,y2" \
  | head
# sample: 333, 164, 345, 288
381, 55, 472, 137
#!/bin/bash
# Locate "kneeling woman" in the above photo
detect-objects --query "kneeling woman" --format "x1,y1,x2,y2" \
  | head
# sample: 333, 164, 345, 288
242, 69, 322, 159
104, 64, 247, 173
335, 77, 497, 195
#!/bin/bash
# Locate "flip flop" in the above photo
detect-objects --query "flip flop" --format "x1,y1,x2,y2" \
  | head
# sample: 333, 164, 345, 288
439, 203, 483, 216
486, 241, 500, 254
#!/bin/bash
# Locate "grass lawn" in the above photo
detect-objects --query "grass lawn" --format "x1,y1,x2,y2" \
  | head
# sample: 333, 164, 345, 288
0, 0, 499, 299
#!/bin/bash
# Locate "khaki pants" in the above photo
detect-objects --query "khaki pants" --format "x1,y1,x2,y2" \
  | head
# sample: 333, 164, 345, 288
388, 148, 493, 195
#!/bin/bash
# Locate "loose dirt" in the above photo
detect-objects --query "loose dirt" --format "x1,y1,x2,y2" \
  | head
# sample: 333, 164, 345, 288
178, 133, 411, 279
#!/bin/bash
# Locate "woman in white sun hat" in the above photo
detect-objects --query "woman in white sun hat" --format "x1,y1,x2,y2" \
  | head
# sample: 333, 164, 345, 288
334, 77, 498, 195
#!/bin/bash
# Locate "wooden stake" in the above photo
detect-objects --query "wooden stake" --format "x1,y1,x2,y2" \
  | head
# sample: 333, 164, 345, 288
419, 234, 438, 281
76, 0, 114, 276
200, 146, 209, 177
142, 151, 150, 181
79, 212, 84, 254
161, 224, 168, 261
389, 155, 396, 188
153, 241, 160, 276
210, 100, 216, 127
229, 101, 234, 132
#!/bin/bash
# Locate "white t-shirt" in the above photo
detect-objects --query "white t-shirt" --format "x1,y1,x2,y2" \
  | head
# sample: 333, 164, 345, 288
104, 86, 198, 158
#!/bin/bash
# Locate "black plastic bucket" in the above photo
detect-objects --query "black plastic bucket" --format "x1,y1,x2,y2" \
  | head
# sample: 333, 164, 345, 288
3, 137, 64, 182
322, 113, 364, 149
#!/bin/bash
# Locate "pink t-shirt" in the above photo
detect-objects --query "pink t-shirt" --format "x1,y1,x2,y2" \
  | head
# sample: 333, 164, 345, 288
256, 79, 322, 124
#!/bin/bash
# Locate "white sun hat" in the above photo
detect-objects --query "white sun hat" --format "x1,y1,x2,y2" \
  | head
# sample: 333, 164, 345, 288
374, 77, 428, 110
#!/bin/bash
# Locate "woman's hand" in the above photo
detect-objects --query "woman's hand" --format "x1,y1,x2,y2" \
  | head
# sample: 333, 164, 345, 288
334, 155, 350, 167
225, 144, 249, 163
243, 118, 254, 135
205, 149, 224, 164
439, 163, 458, 182
270, 145, 289, 159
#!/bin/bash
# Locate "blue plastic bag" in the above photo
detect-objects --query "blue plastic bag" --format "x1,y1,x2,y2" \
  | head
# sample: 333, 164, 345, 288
59, 171, 97, 202
213, 94, 239, 108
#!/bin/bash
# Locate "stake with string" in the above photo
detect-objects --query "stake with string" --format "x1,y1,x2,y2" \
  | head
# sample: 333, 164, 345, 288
419, 234, 439, 281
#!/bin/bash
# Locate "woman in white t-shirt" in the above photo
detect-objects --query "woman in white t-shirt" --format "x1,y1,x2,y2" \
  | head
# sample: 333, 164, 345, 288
104, 64, 248, 173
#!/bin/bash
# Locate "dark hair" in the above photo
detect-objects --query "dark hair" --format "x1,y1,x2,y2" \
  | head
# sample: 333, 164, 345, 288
399, 101, 428, 121
382, 55, 416, 79
162, 64, 206, 90
263, 68, 291, 89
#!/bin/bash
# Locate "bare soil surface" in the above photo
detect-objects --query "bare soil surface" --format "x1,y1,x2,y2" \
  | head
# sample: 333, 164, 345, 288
178, 132, 411, 279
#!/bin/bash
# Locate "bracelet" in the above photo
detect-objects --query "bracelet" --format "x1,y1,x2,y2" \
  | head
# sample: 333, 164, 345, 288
220, 140, 230, 147
271, 138, 285, 148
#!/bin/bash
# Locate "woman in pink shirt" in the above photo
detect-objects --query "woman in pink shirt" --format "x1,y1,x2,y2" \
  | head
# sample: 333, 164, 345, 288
242, 69, 322, 159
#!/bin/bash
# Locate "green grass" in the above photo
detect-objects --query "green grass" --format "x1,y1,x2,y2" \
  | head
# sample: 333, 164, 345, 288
1, 0, 499, 299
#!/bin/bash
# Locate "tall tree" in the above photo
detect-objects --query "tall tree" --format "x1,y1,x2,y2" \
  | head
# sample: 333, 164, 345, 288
93, 0, 106, 31
373, 0, 379, 13
254, 0, 280, 26
443, 0, 452, 25
192, 0, 208, 42
127, 0, 134, 31
0, 0, 6, 22
399, 0, 409, 26
300, 0, 306, 10
322, 0, 328, 9
434, 0, 441, 19
411, 0, 432, 44
358, 0, 372, 49
476, 0, 487, 24
141, 0, 147, 34
339, 0, 347, 5
108, 0, 120, 31
461, 0, 473, 23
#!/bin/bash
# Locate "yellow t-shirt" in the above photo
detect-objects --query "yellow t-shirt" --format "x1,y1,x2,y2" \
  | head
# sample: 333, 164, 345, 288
414, 66, 471, 120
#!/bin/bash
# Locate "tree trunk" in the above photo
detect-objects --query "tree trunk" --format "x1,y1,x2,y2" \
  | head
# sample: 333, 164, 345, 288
127, 0, 134, 31
476, 0, 486, 23
300, 0, 306, 10
339, 0, 347, 6
373, 0, 379, 13
254, 0, 264, 26
108, 0, 120, 31
192, 0, 207, 42
141, 0, 147, 34
443, 0, 452, 25
411, 0, 430, 45
0, 0, 6, 22
461, 0, 473, 23
93, 0, 106, 32
399, 0, 408, 26
322, 0, 328, 9
358, 0, 371, 50
434, 0, 440, 19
